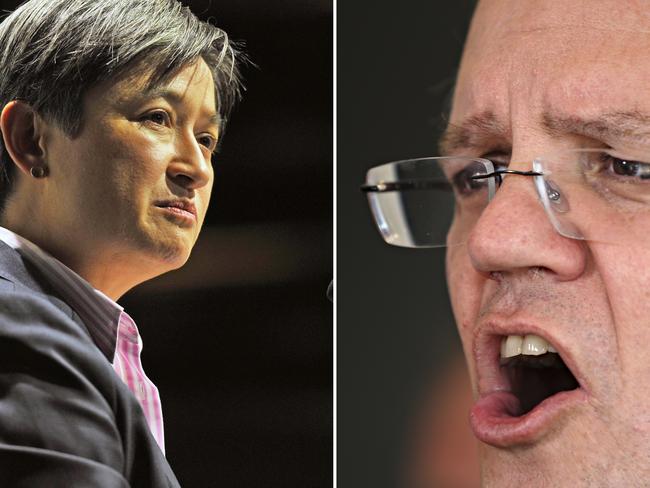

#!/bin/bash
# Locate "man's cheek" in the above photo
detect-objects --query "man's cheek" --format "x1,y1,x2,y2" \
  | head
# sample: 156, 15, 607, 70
447, 251, 478, 330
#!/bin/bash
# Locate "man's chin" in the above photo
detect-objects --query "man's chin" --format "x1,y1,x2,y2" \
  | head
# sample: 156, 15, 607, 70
480, 445, 562, 487
478, 420, 615, 487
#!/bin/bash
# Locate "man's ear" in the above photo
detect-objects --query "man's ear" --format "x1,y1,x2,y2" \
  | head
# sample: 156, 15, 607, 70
0, 100, 46, 176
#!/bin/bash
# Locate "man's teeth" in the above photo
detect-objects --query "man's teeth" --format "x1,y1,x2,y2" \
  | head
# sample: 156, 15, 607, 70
500, 334, 558, 358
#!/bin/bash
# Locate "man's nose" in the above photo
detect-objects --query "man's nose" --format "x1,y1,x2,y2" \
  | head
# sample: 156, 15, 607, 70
167, 132, 212, 190
466, 166, 586, 281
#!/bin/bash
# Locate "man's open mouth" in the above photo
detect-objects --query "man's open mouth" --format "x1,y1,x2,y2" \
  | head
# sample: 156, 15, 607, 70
499, 334, 580, 416
470, 330, 588, 447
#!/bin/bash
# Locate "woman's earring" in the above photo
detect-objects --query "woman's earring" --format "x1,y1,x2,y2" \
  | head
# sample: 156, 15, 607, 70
30, 165, 48, 178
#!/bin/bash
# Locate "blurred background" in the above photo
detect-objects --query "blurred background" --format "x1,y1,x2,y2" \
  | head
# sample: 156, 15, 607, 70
338, 1, 479, 487
113, 0, 330, 485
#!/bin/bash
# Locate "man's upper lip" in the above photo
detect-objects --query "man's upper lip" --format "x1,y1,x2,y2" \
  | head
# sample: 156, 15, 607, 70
155, 198, 197, 217
473, 319, 589, 398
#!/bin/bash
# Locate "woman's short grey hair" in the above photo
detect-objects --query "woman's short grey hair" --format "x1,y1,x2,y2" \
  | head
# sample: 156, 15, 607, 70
0, 0, 244, 210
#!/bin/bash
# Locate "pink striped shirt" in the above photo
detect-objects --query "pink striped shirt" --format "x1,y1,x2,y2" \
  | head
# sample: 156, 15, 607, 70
112, 311, 165, 453
0, 227, 165, 453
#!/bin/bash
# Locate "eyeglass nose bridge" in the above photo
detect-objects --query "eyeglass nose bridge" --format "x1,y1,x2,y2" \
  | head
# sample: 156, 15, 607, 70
471, 164, 578, 240
471, 167, 544, 199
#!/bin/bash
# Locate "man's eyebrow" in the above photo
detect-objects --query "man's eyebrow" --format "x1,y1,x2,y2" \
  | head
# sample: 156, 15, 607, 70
541, 111, 650, 144
439, 110, 650, 155
438, 111, 508, 155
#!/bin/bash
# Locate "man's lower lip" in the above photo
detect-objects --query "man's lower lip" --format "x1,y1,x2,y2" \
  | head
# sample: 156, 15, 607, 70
469, 388, 587, 448
157, 206, 196, 222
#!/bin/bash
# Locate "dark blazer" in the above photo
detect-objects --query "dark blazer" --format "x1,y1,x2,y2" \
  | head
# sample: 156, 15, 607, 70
0, 241, 180, 487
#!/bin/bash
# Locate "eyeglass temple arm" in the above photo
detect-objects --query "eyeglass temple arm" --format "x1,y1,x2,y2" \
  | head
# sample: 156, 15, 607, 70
360, 169, 545, 193
360, 179, 453, 193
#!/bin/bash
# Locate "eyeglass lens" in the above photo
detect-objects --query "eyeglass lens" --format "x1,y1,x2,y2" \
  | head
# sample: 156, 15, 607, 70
365, 148, 650, 248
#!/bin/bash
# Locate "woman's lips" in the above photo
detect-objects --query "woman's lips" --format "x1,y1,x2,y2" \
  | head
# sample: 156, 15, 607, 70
155, 202, 197, 225
160, 205, 195, 219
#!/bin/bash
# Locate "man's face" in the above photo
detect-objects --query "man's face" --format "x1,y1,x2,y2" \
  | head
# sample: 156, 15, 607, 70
447, 0, 650, 484
41, 58, 217, 276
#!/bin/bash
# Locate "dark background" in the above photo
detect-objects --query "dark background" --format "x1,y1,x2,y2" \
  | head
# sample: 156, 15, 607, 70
338, 1, 476, 487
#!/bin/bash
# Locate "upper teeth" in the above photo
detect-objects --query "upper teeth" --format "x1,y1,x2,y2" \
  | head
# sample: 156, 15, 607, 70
500, 334, 558, 358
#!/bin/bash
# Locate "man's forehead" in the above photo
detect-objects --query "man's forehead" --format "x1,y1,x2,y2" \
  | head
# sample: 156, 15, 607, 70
471, 0, 650, 43
446, 0, 650, 152
462, 0, 650, 76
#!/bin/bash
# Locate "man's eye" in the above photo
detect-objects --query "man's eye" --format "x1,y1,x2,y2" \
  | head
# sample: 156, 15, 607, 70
596, 153, 650, 179
612, 157, 640, 176
452, 161, 490, 195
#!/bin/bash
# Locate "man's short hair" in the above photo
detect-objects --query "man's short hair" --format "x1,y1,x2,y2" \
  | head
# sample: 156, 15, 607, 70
0, 0, 244, 211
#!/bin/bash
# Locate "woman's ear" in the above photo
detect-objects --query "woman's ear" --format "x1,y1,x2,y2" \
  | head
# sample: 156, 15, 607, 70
0, 100, 46, 176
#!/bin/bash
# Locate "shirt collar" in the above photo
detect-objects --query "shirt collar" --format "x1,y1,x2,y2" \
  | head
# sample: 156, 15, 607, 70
0, 226, 121, 361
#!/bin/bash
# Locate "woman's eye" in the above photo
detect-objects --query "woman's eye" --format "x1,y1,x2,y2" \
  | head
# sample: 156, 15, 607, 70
141, 111, 170, 126
197, 134, 218, 153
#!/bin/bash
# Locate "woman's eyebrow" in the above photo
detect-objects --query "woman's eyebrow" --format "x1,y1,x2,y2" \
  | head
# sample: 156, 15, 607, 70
140, 87, 186, 104
134, 87, 221, 128
208, 113, 222, 128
